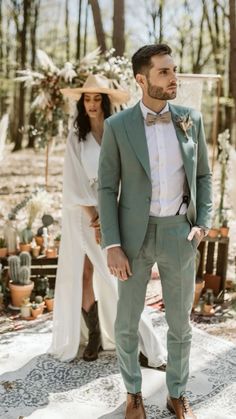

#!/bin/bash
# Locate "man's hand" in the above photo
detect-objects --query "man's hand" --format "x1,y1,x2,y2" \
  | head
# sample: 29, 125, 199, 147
107, 247, 132, 281
187, 226, 204, 247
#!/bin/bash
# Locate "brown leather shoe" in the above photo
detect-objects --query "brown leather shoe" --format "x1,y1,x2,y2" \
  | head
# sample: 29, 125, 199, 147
125, 392, 146, 419
167, 395, 197, 418
139, 352, 167, 372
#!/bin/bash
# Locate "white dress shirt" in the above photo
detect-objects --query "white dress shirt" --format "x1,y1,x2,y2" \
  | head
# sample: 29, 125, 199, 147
140, 101, 187, 216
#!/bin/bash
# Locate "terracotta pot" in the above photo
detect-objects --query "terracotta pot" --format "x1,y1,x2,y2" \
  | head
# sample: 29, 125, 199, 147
193, 280, 205, 309
45, 298, 54, 311
19, 243, 31, 253
35, 236, 44, 247
32, 246, 41, 258
203, 304, 215, 315
0, 247, 7, 258
9, 281, 34, 308
31, 303, 44, 319
207, 228, 219, 238
46, 248, 57, 258
220, 227, 229, 237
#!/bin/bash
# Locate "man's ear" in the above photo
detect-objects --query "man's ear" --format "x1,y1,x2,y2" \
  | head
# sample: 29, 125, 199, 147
136, 73, 146, 89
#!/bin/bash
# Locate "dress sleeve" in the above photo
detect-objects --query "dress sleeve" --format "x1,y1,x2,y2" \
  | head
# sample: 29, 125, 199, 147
62, 128, 97, 208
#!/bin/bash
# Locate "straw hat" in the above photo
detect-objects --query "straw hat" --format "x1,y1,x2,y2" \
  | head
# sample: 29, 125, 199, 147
60, 74, 130, 105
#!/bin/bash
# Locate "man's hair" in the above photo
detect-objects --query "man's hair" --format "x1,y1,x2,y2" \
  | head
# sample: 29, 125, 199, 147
132, 44, 172, 77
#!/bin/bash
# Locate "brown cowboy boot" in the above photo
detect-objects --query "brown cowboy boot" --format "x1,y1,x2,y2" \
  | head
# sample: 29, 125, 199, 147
125, 392, 146, 419
139, 351, 167, 372
167, 395, 197, 418
82, 301, 102, 361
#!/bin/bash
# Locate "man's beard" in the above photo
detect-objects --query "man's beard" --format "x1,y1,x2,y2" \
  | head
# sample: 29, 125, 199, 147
147, 79, 177, 100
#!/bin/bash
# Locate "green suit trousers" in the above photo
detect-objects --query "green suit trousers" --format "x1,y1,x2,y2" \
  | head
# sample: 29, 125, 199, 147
114, 214, 197, 398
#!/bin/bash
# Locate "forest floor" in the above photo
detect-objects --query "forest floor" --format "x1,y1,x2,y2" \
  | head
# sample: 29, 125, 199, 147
0, 142, 236, 344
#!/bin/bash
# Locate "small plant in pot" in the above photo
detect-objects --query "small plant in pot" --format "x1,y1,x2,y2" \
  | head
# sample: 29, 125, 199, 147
19, 228, 33, 252
31, 295, 45, 318
220, 218, 229, 238
0, 237, 7, 258
44, 287, 54, 311
8, 252, 34, 308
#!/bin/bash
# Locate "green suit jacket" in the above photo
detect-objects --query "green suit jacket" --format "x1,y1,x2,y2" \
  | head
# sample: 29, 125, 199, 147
98, 102, 212, 260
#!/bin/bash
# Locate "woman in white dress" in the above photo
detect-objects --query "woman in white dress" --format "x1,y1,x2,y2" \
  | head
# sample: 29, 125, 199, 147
49, 74, 167, 368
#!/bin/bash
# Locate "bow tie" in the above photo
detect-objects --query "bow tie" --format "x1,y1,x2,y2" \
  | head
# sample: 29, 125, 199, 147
145, 111, 171, 126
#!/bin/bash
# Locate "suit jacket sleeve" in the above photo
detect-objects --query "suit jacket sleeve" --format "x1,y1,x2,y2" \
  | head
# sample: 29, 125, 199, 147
195, 113, 212, 229
98, 119, 121, 248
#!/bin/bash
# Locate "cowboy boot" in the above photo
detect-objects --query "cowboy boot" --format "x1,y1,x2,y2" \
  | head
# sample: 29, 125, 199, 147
82, 301, 102, 361
125, 393, 146, 419
167, 395, 197, 418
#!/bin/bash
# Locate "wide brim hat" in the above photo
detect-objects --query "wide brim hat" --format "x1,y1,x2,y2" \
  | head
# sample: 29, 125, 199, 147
60, 74, 130, 105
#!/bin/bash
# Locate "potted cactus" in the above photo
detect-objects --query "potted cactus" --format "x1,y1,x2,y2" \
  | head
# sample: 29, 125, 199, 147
44, 287, 54, 311
19, 228, 33, 252
8, 252, 34, 308
31, 295, 45, 318
0, 237, 7, 258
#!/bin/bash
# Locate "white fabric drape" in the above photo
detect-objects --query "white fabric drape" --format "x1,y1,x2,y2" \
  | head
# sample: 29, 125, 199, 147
49, 128, 166, 365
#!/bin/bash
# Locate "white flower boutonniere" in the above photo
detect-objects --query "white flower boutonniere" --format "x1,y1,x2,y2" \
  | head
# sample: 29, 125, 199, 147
176, 114, 193, 139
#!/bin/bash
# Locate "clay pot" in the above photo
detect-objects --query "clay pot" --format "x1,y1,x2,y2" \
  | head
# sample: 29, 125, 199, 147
31, 303, 44, 319
45, 298, 54, 311
207, 228, 219, 238
46, 248, 57, 258
193, 280, 205, 309
0, 248, 7, 258
19, 243, 31, 253
9, 281, 34, 308
32, 246, 41, 258
220, 227, 229, 237
35, 236, 44, 247
203, 304, 215, 315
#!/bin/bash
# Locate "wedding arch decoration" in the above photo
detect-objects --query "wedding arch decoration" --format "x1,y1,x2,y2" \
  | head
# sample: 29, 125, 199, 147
15, 49, 221, 187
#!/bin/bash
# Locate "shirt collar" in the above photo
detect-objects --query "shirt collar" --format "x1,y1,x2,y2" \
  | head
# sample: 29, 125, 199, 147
140, 101, 169, 119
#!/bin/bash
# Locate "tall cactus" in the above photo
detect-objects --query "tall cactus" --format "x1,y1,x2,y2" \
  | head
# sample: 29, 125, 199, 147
8, 255, 21, 283
19, 266, 31, 285
8, 252, 31, 285
20, 251, 31, 267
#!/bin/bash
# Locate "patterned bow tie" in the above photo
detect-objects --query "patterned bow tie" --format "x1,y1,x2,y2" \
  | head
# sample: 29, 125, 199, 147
145, 111, 171, 126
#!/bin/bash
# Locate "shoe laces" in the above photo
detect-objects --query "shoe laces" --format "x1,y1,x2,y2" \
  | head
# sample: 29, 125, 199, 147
180, 395, 190, 412
131, 393, 142, 409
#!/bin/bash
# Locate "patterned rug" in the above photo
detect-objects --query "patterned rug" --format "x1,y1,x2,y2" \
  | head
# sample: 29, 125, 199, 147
0, 311, 236, 419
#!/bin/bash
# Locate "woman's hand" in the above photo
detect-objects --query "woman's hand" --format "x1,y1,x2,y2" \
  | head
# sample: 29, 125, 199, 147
90, 215, 101, 245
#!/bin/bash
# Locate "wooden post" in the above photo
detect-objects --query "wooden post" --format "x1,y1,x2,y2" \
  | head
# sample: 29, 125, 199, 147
45, 141, 49, 191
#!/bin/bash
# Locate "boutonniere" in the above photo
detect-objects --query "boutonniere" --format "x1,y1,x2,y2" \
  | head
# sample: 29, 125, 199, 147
175, 114, 193, 139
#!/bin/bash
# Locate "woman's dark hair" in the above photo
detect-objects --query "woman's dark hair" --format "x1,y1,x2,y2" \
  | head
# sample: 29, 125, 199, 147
74, 93, 112, 141
132, 44, 172, 77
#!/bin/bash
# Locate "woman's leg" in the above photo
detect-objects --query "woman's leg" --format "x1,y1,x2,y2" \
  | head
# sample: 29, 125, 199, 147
81, 254, 102, 361
82, 254, 95, 312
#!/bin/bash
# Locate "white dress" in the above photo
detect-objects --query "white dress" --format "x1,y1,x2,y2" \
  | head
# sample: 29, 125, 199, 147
49, 128, 167, 366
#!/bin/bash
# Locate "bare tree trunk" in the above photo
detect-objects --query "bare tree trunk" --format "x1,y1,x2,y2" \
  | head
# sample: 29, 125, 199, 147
65, 0, 70, 61
76, 0, 83, 60
159, 0, 164, 42
13, 0, 31, 151
0, 0, 3, 73
88, 0, 106, 52
83, 0, 89, 56
229, 0, 236, 144
28, 0, 40, 148
113, 0, 125, 56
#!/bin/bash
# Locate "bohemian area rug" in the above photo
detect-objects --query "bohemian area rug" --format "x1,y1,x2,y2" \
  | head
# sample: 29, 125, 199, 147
0, 310, 236, 419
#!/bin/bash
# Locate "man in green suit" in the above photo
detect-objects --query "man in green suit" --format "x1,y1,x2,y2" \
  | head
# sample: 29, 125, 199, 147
98, 44, 212, 419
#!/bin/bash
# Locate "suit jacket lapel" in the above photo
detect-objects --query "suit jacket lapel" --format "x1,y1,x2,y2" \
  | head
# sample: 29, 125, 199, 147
123, 103, 151, 181
169, 103, 195, 189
